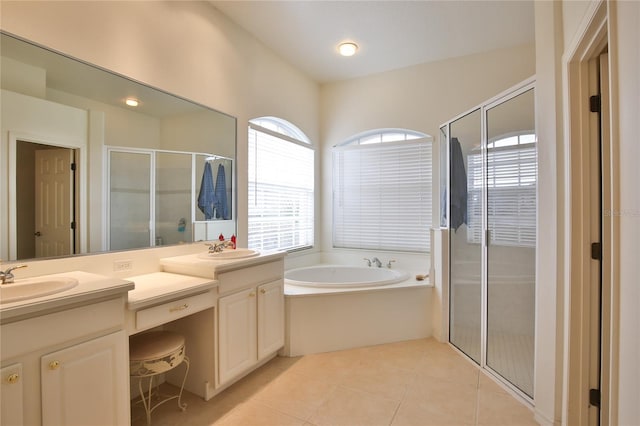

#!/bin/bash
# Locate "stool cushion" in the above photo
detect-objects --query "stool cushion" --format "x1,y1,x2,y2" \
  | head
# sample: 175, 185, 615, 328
130, 331, 186, 377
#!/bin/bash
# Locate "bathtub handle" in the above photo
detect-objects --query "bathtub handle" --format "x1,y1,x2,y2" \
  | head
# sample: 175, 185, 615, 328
363, 258, 372, 267
387, 260, 396, 268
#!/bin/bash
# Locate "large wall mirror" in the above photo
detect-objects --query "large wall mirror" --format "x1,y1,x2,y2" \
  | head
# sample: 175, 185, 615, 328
1, 32, 237, 261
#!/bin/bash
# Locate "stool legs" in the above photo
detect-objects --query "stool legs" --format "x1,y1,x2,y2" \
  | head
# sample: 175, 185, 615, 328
136, 356, 190, 425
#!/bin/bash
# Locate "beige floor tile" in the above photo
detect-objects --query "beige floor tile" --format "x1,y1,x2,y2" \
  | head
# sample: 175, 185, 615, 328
402, 373, 477, 424
341, 359, 415, 401
307, 386, 400, 426
286, 349, 362, 383
413, 349, 480, 386
478, 372, 510, 395
213, 399, 306, 426
253, 370, 338, 420
477, 389, 538, 426
391, 400, 475, 426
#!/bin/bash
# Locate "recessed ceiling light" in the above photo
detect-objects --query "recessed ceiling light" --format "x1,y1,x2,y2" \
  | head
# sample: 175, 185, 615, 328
338, 42, 358, 57
125, 98, 139, 107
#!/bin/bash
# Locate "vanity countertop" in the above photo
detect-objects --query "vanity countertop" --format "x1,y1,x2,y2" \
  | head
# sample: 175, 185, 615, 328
0, 271, 134, 324
126, 271, 217, 310
160, 250, 286, 279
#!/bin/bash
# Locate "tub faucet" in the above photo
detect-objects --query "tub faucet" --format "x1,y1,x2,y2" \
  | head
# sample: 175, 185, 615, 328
1, 264, 28, 284
371, 257, 382, 268
206, 240, 234, 253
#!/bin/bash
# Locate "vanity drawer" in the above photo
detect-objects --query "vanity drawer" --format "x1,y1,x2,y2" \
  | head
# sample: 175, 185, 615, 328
136, 291, 215, 331
217, 261, 283, 295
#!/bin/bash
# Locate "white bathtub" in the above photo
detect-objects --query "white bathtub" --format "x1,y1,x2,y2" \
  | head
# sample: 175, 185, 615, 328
285, 265, 408, 288
282, 264, 431, 356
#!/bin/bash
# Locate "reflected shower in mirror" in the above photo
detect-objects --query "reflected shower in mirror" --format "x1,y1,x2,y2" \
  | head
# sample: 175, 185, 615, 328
0, 32, 237, 261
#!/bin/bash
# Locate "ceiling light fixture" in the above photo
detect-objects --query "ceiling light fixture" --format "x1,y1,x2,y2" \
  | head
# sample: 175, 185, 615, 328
338, 42, 358, 57
125, 98, 139, 107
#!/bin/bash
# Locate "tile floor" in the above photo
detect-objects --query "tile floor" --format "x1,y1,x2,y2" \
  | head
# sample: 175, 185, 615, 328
131, 338, 539, 426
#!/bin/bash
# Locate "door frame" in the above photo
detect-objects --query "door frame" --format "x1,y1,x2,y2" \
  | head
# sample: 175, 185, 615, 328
563, 1, 618, 425
8, 132, 86, 260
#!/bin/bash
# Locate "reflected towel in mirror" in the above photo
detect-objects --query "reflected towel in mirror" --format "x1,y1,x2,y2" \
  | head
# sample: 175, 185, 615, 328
215, 164, 229, 219
198, 162, 216, 219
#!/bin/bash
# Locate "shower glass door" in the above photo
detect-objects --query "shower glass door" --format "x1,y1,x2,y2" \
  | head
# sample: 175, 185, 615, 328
108, 150, 152, 250
448, 108, 482, 364
485, 87, 536, 397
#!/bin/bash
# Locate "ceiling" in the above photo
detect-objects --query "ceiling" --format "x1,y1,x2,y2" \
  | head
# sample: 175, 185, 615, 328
210, 1, 535, 83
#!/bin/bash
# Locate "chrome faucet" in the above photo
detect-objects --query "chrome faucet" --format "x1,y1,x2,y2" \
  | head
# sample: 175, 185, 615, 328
1, 264, 28, 284
371, 257, 382, 268
206, 240, 234, 253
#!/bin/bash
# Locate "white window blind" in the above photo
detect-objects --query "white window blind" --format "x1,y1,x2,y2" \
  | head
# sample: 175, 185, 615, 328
333, 139, 432, 252
467, 142, 537, 247
248, 125, 314, 252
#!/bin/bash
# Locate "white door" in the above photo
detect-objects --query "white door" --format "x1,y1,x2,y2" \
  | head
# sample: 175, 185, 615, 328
218, 287, 257, 385
34, 148, 74, 258
41, 331, 128, 426
257, 280, 284, 360
1, 363, 23, 426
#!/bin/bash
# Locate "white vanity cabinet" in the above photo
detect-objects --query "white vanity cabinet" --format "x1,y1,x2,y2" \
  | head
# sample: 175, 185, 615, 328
215, 259, 285, 387
40, 331, 128, 426
0, 297, 130, 426
1, 363, 23, 425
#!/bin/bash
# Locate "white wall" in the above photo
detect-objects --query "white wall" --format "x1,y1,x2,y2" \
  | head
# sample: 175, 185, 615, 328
609, 2, 640, 423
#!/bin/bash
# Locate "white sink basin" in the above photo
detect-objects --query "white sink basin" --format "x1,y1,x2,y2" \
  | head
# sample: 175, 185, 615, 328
197, 248, 260, 260
0, 277, 79, 304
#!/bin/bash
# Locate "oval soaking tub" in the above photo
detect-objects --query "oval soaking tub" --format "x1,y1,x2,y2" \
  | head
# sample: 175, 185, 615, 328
285, 265, 408, 288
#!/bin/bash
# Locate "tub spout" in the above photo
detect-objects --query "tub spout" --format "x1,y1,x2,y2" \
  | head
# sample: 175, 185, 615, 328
371, 257, 382, 268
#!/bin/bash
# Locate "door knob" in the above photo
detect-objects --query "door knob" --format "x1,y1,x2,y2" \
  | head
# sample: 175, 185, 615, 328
34, 231, 42, 237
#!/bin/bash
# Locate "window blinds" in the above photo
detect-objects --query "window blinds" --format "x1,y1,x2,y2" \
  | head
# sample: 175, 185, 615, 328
333, 139, 432, 252
467, 145, 537, 247
248, 126, 314, 252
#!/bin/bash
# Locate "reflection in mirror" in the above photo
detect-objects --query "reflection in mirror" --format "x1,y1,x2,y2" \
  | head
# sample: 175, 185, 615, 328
0, 32, 237, 261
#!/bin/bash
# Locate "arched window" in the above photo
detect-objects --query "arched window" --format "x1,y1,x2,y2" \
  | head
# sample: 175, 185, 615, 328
333, 128, 433, 252
248, 117, 314, 252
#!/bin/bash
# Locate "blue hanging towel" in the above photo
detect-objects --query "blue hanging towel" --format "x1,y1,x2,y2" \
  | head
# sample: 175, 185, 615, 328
450, 137, 468, 231
214, 164, 229, 219
197, 162, 216, 219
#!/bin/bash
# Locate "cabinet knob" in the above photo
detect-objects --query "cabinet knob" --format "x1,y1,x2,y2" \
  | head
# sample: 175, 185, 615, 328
249, 292, 256, 297
49, 361, 60, 370
6, 373, 19, 384
260, 288, 266, 294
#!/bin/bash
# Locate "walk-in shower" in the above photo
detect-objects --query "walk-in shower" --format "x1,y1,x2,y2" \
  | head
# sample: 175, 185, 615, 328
441, 79, 536, 399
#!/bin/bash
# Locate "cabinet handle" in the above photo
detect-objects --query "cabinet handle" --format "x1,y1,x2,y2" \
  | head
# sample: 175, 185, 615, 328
49, 361, 60, 370
169, 304, 189, 312
6, 373, 19, 384
249, 292, 256, 297
260, 288, 266, 294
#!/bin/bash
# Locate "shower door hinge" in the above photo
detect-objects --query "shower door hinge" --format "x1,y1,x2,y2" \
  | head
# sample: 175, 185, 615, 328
591, 242, 602, 260
590, 95, 601, 113
589, 388, 601, 407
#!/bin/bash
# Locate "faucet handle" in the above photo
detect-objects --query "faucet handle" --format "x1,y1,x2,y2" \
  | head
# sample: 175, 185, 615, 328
363, 258, 372, 267
386, 260, 396, 268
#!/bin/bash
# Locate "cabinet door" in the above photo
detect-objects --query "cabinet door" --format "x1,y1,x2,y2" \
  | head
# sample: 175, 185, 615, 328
218, 287, 257, 385
1, 363, 23, 426
257, 280, 285, 360
41, 331, 128, 426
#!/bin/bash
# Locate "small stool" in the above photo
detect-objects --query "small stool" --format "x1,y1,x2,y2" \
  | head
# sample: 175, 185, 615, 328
129, 331, 190, 425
